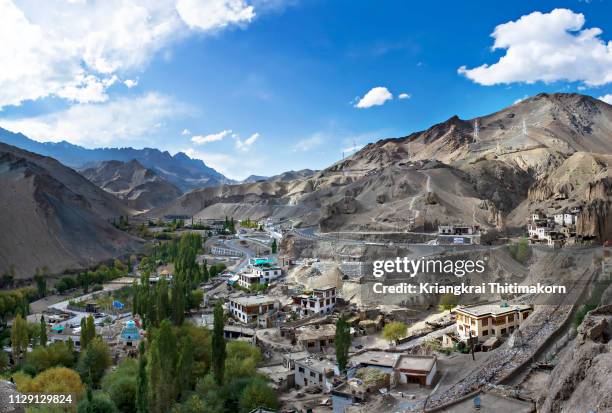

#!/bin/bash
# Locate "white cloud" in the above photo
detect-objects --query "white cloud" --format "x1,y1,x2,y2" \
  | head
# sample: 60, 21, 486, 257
458, 9, 612, 86
293, 133, 325, 152
235, 132, 259, 151
599, 94, 612, 104
0, 0, 262, 109
181, 128, 191, 136
55, 74, 118, 104
398, 93, 411, 100
354, 87, 393, 108
176, 0, 255, 31
124, 79, 138, 88
191, 130, 233, 145
0, 93, 188, 148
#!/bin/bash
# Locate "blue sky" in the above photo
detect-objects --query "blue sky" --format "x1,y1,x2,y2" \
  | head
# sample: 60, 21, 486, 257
1, 0, 611, 179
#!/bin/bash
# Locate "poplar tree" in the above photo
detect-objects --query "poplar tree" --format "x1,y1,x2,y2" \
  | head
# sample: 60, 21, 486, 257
136, 341, 148, 413
177, 335, 194, 399
10, 314, 29, 363
171, 280, 185, 326
147, 340, 161, 413
157, 320, 178, 410
86, 315, 96, 343
39, 315, 47, 347
335, 316, 351, 374
211, 301, 226, 385
80, 317, 89, 350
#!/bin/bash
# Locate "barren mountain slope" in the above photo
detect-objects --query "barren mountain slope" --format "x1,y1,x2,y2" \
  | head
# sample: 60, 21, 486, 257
153, 94, 612, 234
0, 144, 142, 279
81, 160, 182, 211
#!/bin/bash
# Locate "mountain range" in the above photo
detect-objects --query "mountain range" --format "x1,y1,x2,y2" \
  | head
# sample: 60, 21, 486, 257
0, 128, 232, 191
2, 92, 612, 278
0, 142, 142, 278
155, 93, 612, 240
80, 160, 183, 211
242, 169, 317, 183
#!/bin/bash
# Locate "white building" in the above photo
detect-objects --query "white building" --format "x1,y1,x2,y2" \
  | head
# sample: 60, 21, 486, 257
227, 295, 281, 327
238, 266, 283, 289
454, 303, 532, 343
294, 357, 335, 390
563, 213, 576, 226
292, 286, 337, 316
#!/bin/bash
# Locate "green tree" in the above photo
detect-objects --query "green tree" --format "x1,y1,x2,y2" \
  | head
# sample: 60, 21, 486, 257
211, 301, 226, 385
76, 392, 117, 413
177, 335, 194, 399
34, 267, 47, 298
516, 236, 530, 263
136, 342, 148, 413
11, 313, 29, 363
194, 374, 224, 413
77, 337, 111, 387
102, 358, 137, 413
0, 351, 8, 371
80, 317, 89, 350
271, 238, 277, 254
147, 340, 162, 413
171, 280, 185, 325
335, 316, 351, 373
239, 378, 279, 413
25, 341, 74, 373
439, 293, 459, 313
382, 321, 407, 344
149, 320, 178, 411
39, 315, 47, 347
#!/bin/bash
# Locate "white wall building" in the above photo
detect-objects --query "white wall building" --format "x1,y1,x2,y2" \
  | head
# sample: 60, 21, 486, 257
455, 303, 532, 342
238, 266, 283, 289
294, 357, 335, 390
292, 286, 337, 316
228, 295, 281, 327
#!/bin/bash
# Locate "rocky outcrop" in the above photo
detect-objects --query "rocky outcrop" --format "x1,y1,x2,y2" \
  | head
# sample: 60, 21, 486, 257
538, 305, 612, 413
576, 200, 612, 241
585, 177, 612, 202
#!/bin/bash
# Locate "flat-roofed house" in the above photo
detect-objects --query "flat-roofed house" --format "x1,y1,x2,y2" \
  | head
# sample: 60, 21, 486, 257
296, 324, 336, 352
228, 295, 281, 327
294, 357, 335, 390
292, 285, 337, 317
238, 266, 283, 289
395, 355, 437, 386
454, 303, 532, 343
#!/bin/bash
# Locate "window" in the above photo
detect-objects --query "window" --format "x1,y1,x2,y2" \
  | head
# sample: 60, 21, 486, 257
310, 371, 316, 378
508, 314, 514, 322
482, 330, 488, 336
298, 367, 304, 373
501, 328, 506, 335
523, 311, 530, 319
482, 318, 489, 326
